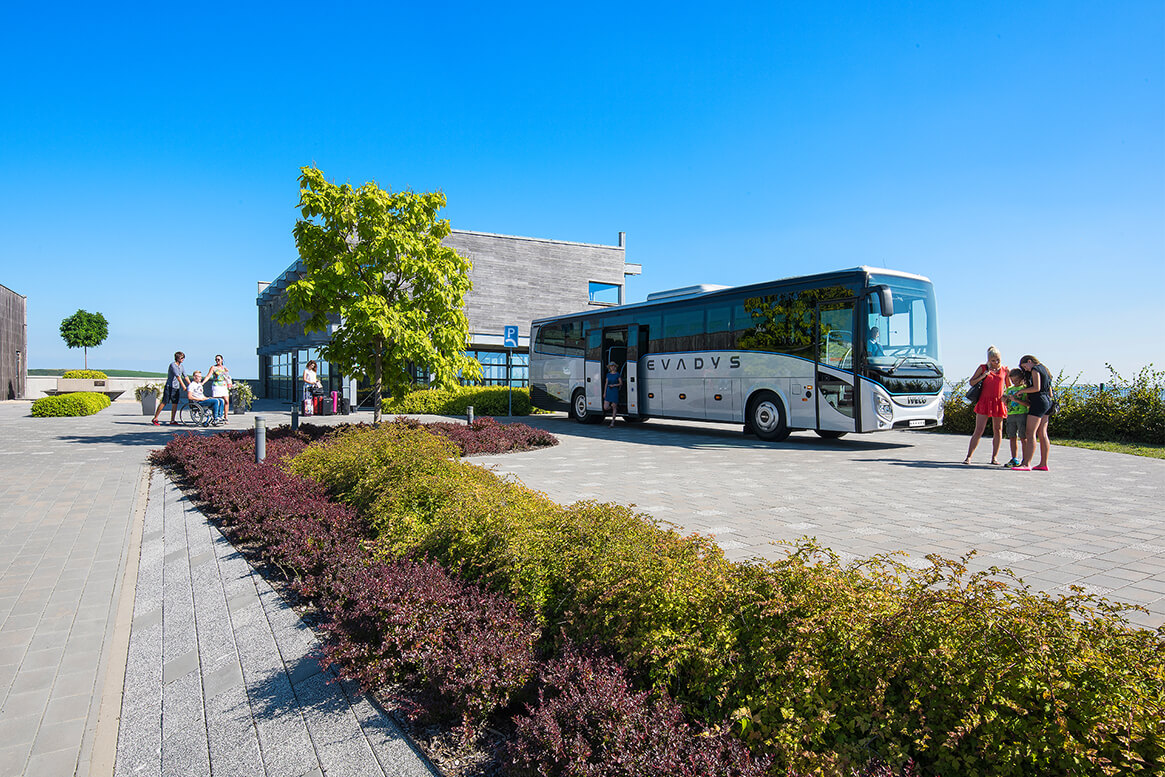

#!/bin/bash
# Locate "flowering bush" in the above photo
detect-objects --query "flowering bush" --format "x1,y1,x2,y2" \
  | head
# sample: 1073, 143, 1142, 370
61, 369, 108, 379
383, 384, 535, 416
942, 364, 1164, 444
31, 391, 111, 417
318, 556, 537, 733
508, 648, 770, 777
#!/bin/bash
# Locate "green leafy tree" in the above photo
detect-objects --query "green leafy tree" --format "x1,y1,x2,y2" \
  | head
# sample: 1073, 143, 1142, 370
277, 166, 480, 423
59, 309, 108, 369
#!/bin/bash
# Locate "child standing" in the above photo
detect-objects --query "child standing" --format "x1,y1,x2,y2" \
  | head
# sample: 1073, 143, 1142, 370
1002, 368, 1029, 468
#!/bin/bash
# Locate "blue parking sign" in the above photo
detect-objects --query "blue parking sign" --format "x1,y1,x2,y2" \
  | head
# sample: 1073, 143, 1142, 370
504, 325, 519, 348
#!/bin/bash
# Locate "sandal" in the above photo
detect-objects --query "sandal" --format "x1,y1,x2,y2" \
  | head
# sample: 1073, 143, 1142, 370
1011, 466, 1031, 471
151, 419, 160, 426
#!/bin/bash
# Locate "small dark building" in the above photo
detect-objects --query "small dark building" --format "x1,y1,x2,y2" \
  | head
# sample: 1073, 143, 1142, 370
256, 229, 640, 402
0, 283, 28, 400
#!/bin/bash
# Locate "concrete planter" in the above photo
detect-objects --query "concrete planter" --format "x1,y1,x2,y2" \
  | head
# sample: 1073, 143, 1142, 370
140, 392, 158, 416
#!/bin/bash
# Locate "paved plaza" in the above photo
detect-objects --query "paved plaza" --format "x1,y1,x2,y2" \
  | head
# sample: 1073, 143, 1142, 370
0, 399, 1161, 776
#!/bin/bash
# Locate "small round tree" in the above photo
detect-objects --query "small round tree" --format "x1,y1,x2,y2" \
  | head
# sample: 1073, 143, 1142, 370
59, 309, 109, 369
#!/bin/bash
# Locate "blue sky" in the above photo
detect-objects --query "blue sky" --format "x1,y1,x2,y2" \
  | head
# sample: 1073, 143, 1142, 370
3, 1, 1161, 383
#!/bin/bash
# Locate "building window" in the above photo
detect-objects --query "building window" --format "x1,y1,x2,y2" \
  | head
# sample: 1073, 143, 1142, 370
588, 281, 621, 305
465, 350, 529, 387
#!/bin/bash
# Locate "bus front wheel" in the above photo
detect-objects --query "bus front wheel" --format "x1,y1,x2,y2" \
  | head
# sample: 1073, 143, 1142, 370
748, 392, 790, 442
571, 390, 599, 424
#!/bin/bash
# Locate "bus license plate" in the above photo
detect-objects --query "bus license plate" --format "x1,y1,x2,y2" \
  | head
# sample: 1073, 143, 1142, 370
909, 419, 925, 427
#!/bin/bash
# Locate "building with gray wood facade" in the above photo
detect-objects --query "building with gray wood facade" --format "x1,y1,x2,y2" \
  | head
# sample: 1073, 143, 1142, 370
0, 284, 28, 400
256, 230, 640, 402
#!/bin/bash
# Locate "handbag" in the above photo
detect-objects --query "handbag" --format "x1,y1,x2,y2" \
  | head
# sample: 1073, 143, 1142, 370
964, 381, 982, 404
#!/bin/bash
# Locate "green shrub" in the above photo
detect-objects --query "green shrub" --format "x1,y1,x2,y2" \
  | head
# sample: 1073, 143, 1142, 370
31, 392, 111, 417
289, 423, 1165, 774
941, 364, 1165, 444
61, 369, 109, 379
382, 385, 533, 416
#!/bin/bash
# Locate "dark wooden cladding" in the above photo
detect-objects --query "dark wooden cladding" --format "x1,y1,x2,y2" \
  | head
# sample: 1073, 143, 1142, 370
0, 284, 28, 399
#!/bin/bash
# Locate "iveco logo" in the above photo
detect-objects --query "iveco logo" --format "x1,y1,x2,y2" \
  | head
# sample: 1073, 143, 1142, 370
902, 396, 928, 406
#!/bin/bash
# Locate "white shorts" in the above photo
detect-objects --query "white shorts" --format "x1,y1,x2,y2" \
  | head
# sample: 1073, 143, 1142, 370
211, 385, 229, 398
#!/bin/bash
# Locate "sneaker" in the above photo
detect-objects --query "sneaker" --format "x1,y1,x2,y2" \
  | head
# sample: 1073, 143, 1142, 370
151, 419, 160, 426
1003, 458, 1019, 468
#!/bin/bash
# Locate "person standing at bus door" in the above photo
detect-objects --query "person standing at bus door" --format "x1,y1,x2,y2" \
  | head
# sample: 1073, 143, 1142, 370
963, 345, 1009, 465
604, 362, 623, 427
867, 326, 884, 357
1009, 355, 1055, 471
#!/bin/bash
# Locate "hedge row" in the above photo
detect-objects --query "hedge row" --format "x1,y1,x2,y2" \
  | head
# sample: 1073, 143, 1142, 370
942, 364, 1165, 444
61, 369, 109, 379
152, 422, 763, 773
31, 391, 111, 417
383, 385, 534, 416
291, 423, 1165, 776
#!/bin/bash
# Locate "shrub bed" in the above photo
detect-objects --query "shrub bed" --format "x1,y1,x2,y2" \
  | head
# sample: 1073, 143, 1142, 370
942, 364, 1164, 444
61, 369, 109, 379
291, 422, 1165, 776
383, 385, 534, 416
507, 649, 770, 777
31, 391, 111, 417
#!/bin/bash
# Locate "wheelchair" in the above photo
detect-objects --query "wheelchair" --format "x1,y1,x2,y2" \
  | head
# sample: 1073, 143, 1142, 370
181, 398, 226, 427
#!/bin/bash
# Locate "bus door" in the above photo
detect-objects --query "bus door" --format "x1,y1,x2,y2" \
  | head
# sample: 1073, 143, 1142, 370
601, 326, 631, 412
815, 299, 857, 433
618, 324, 645, 416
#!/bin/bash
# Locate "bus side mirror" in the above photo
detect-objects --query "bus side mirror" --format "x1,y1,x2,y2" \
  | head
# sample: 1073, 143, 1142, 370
873, 286, 895, 317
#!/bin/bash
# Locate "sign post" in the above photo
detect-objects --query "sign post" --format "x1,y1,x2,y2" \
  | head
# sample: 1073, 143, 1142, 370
503, 325, 519, 417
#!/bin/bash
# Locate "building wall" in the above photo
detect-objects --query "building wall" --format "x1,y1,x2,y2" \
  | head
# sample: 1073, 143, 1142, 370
255, 229, 633, 399
0, 284, 28, 399
446, 230, 627, 343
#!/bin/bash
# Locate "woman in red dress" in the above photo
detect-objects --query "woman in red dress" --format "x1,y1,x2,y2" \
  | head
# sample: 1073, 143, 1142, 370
963, 345, 1010, 465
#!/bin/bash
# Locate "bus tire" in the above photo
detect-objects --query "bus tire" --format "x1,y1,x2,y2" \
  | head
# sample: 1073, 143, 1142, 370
815, 429, 848, 439
571, 389, 599, 424
748, 392, 790, 442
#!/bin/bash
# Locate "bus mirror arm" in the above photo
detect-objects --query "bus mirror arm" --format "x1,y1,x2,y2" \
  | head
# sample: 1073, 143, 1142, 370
873, 286, 895, 317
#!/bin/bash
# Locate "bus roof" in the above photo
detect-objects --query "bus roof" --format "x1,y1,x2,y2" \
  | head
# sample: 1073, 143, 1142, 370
532, 266, 933, 325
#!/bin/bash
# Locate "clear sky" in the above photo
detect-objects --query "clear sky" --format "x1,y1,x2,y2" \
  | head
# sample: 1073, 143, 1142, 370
3, 1, 1161, 383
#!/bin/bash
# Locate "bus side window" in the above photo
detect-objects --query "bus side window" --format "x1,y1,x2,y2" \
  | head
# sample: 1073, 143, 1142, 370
706, 305, 731, 350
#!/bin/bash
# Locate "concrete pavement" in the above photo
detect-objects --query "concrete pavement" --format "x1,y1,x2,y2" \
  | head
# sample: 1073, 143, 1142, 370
0, 400, 436, 777
1, 398, 1161, 777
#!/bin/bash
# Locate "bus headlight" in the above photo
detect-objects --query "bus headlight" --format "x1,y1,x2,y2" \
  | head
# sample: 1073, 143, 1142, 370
876, 394, 893, 421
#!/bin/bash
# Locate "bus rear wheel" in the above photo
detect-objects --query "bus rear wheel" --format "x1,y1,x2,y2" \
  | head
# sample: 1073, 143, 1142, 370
815, 429, 848, 439
748, 392, 790, 442
571, 389, 599, 424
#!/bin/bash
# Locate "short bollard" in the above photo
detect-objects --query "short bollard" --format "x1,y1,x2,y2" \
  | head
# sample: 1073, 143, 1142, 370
255, 416, 266, 463
291, 404, 299, 431
467, 405, 474, 426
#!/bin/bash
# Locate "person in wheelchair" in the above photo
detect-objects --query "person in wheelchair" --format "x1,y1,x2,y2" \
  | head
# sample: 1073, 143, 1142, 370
186, 370, 225, 425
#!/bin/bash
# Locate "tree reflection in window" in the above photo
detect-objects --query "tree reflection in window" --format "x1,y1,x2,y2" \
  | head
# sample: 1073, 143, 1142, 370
735, 285, 852, 360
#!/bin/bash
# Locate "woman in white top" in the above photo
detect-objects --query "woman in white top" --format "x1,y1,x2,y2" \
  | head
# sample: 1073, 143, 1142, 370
302, 360, 323, 406
206, 354, 232, 418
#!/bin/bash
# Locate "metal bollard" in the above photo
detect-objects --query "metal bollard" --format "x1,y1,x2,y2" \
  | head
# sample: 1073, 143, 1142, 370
291, 404, 299, 431
467, 405, 474, 426
255, 416, 266, 463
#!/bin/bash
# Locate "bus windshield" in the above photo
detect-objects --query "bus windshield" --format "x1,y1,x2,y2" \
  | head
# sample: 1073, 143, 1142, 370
865, 274, 941, 380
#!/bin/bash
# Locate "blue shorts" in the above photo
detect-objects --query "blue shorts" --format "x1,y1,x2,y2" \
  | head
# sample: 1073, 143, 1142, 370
1027, 393, 1053, 418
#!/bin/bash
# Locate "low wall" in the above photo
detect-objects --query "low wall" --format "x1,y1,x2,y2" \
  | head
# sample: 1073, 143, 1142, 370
24, 376, 258, 400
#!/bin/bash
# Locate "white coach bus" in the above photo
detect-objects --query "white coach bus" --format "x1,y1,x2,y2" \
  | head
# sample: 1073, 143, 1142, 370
529, 267, 943, 440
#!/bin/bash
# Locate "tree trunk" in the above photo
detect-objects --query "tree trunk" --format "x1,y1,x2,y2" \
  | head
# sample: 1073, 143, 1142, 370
84, 346, 88, 370
373, 336, 383, 424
